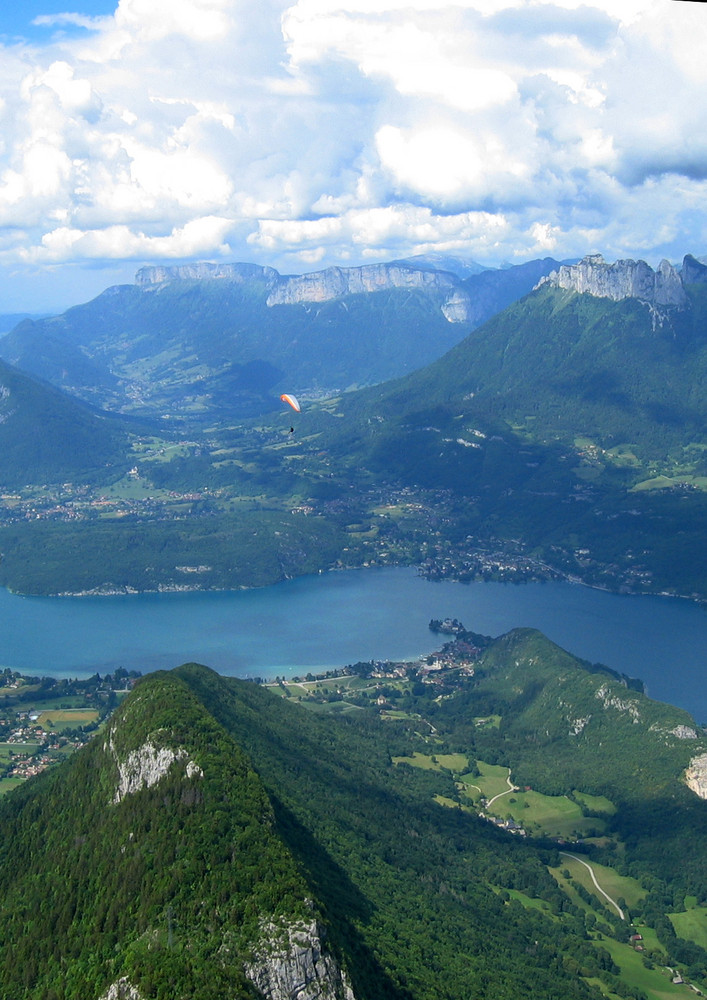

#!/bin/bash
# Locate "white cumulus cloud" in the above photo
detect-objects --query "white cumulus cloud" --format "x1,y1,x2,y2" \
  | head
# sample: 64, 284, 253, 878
0, 0, 705, 309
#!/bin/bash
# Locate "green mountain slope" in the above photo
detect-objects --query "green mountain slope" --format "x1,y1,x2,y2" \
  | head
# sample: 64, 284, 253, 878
292, 282, 707, 596
0, 358, 130, 487
2, 655, 682, 1000
319, 282, 707, 472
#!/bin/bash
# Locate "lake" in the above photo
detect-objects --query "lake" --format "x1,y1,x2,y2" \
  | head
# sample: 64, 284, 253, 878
1, 567, 705, 722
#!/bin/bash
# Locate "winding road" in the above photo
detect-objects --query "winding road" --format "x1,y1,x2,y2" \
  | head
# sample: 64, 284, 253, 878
485, 772, 519, 808
560, 851, 625, 920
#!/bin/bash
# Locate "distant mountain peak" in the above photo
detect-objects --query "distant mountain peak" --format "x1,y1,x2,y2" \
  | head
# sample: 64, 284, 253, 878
265, 260, 471, 322
135, 261, 279, 286
536, 253, 688, 307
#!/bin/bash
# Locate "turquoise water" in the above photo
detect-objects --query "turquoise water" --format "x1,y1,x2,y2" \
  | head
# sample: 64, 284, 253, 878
1, 567, 705, 721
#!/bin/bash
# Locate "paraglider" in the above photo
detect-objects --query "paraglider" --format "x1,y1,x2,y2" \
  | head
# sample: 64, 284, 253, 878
280, 393, 300, 433
280, 393, 300, 413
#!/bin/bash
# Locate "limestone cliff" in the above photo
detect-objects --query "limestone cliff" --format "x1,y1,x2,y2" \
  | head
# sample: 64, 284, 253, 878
134, 259, 471, 322
104, 726, 203, 804
98, 978, 144, 1000
681, 253, 707, 285
537, 253, 687, 308
685, 753, 707, 800
266, 262, 471, 322
245, 918, 356, 1000
135, 261, 279, 286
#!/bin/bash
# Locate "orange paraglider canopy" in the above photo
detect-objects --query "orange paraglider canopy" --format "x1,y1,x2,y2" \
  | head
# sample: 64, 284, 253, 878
280, 393, 301, 412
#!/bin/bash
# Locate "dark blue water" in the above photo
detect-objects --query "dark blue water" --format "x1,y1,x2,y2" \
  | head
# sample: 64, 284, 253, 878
1, 568, 705, 721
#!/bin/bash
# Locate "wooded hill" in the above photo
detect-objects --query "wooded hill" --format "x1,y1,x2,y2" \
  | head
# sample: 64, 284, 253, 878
0, 626, 705, 1000
0, 357, 130, 487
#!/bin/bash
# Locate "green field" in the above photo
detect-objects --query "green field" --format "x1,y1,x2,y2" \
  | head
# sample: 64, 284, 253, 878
0, 777, 24, 796
393, 751, 471, 773
596, 935, 693, 1000
473, 714, 501, 729
493, 789, 603, 838
670, 900, 707, 950
474, 760, 513, 799
0, 741, 41, 760
555, 854, 646, 912
394, 756, 617, 839
574, 790, 617, 815
34, 708, 99, 731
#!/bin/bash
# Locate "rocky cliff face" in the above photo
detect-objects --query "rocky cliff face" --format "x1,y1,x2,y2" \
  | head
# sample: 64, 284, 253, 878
135, 261, 279, 286
681, 253, 707, 285
104, 727, 204, 804
245, 918, 356, 1000
536, 254, 688, 307
685, 753, 707, 799
135, 259, 472, 322
266, 262, 471, 322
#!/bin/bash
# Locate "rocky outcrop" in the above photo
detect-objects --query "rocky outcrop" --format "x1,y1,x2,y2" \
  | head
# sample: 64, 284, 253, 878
685, 753, 707, 799
537, 253, 687, 308
266, 262, 455, 303
266, 262, 471, 322
104, 728, 203, 804
670, 725, 699, 740
135, 261, 278, 286
98, 978, 144, 1000
595, 683, 641, 722
245, 918, 356, 1000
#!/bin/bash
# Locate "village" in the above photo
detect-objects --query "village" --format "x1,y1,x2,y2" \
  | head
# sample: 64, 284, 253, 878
0, 668, 139, 794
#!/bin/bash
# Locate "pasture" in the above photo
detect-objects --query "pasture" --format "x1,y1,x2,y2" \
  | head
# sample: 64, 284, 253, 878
595, 935, 689, 1000
555, 853, 645, 911
494, 790, 603, 839
670, 899, 707, 950
34, 708, 99, 731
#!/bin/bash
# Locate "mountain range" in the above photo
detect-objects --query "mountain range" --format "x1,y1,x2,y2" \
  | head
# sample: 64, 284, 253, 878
0, 250, 703, 600
0, 256, 563, 422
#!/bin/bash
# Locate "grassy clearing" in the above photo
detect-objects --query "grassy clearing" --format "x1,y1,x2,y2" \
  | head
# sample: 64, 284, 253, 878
475, 760, 513, 799
494, 790, 601, 838
34, 709, 99, 731
0, 741, 41, 760
573, 790, 617, 814
473, 714, 501, 729
502, 888, 556, 915
595, 935, 690, 1000
393, 751, 468, 772
669, 902, 707, 950
0, 777, 24, 796
557, 854, 645, 911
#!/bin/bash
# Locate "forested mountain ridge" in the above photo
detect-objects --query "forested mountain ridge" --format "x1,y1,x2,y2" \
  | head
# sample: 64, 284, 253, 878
0, 256, 562, 422
1, 631, 707, 1000
318, 267, 707, 470
0, 356, 130, 487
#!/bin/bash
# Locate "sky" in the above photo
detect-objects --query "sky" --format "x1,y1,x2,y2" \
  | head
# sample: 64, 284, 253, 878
0, 0, 706, 312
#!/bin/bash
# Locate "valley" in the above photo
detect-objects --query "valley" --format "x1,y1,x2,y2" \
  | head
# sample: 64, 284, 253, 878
0, 252, 703, 602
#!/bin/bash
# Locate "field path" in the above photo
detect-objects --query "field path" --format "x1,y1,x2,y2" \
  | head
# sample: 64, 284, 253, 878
560, 851, 625, 920
486, 770, 518, 808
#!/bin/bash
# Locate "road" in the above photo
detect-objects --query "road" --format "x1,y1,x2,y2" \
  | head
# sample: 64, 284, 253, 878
560, 851, 625, 920
486, 771, 519, 808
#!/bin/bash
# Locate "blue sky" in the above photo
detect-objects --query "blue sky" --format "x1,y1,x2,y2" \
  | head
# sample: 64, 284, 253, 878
0, 2, 116, 43
0, 0, 706, 312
